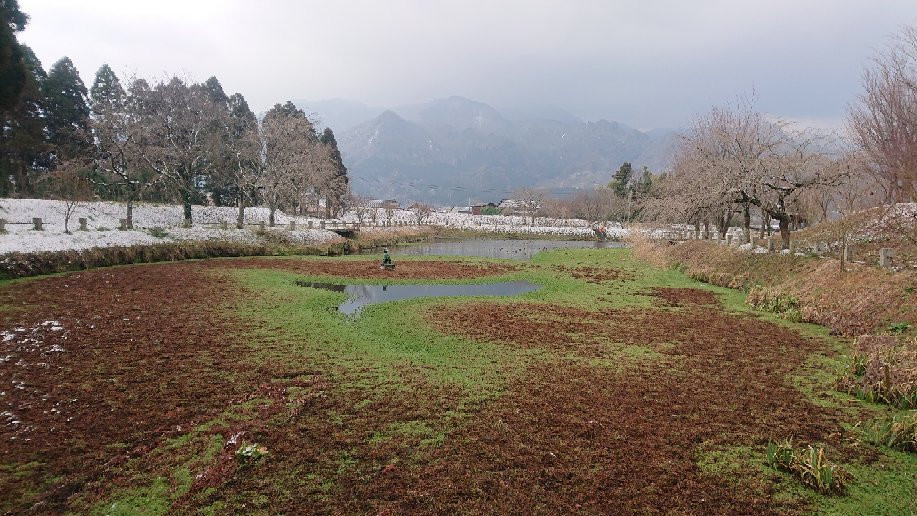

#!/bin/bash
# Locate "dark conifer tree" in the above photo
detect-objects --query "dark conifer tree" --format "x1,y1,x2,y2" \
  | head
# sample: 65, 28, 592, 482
42, 57, 91, 163
89, 63, 125, 115
0, 0, 29, 114
0, 44, 48, 195
320, 127, 349, 217
203, 76, 229, 105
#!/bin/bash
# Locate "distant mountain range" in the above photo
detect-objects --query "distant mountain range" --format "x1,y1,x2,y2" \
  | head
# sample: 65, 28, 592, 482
294, 96, 678, 205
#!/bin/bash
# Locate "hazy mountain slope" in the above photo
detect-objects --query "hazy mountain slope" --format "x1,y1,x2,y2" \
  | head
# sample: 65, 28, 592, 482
292, 98, 385, 133
335, 96, 676, 204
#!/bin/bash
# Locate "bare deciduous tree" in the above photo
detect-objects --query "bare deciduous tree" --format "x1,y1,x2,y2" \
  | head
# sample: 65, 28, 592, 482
91, 77, 158, 229
653, 97, 851, 248
411, 202, 433, 225
43, 160, 93, 233
514, 187, 546, 226
848, 24, 917, 203
141, 77, 228, 226
260, 104, 319, 226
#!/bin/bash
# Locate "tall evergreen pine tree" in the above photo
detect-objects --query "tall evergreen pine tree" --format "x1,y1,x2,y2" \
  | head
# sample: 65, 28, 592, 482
89, 63, 125, 114
0, 44, 48, 195
42, 57, 91, 162
320, 127, 349, 217
0, 0, 29, 114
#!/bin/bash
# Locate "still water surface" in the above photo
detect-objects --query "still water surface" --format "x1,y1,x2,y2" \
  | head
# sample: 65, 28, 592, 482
296, 280, 540, 315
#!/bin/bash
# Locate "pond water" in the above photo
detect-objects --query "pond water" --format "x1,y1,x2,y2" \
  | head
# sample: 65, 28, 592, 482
378, 239, 626, 260
296, 280, 540, 315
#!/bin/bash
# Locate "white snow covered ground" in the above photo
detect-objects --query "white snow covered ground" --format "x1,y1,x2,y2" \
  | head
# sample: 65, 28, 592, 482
0, 198, 631, 254
0, 199, 342, 254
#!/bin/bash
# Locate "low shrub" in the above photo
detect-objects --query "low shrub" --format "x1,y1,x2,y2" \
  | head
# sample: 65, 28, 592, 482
837, 335, 917, 409
148, 227, 169, 238
859, 413, 917, 452
766, 440, 849, 494
888, 322, 912, 335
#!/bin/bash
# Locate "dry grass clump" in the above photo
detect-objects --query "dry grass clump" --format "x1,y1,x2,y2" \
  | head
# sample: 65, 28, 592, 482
838, 335, 917, 409
746, 285, 801, 321
623, 232, 671, 269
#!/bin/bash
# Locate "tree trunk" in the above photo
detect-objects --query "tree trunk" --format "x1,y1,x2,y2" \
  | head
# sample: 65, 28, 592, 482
839, 233, 847, 273
237, 193, 245, 229
269, 205, 276, 227
703, 220, 710, 239
778, 216, 790, 249
743, 204, 751, 243
181, 191, 193, 227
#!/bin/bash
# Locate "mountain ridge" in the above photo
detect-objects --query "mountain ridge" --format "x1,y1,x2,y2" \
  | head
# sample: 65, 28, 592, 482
297, 96, 677, 204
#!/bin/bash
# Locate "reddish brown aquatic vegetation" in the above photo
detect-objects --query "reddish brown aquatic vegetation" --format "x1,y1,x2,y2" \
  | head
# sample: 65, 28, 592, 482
551, 264, 633, 283
0, 263, 259, 512
0, 260, 865, 514
650, 287, 721, 307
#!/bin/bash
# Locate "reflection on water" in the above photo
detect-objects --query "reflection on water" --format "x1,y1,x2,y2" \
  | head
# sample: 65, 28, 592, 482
295, 280, 540, 315
379, 239, 625, 260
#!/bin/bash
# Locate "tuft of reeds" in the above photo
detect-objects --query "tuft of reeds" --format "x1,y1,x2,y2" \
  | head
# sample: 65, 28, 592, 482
838, 335, 917, 409
766, 440, 849, 494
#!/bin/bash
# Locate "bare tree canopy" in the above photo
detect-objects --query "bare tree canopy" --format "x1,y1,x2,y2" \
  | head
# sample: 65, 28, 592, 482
653, 97, 852, 248
848, 24, 917, 203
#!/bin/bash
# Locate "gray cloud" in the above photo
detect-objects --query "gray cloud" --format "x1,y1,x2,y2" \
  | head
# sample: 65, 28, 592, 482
18, 0, 917, 130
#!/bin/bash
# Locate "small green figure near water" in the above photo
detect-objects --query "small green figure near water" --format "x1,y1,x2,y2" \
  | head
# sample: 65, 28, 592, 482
380, 248, 395, 270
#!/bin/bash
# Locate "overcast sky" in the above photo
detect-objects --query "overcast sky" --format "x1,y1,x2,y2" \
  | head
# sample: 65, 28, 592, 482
17, 0, 917, 131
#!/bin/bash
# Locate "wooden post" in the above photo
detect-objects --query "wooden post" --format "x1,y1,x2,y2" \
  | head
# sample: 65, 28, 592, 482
78, 218, 88, 231
320, 220, 325, 229
258, 221, 266, 234
843, 245, 854, 262
0, 218, 6, 233
32, 217, 43, 231
288, 220, 296, 231
220, 220, 228, 230
308, 220, 313, 228
767, 238, 775, 252
726, 235, 733, 246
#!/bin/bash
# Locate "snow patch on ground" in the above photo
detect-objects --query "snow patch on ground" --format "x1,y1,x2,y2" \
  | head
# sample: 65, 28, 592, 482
0, 199, 342, 254
0, 199, 627, 254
